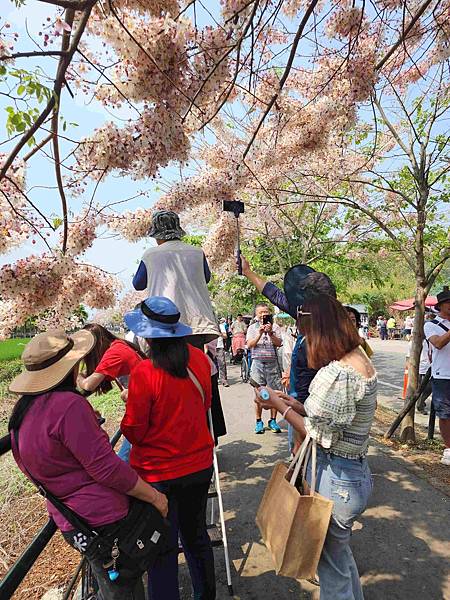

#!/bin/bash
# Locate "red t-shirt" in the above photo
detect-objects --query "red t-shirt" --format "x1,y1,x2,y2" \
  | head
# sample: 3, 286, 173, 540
121, 345, 214, 482
95, 340, 142, 380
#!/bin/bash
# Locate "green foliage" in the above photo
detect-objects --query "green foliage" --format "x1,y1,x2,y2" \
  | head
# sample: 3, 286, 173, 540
184, 234, 204, 247
209, 273, 266, 316
0, 357, 23, 382
1, 66, 53, 145
0, 358, 23, 410
74, 304, 89, 325
0, 339, 30, 362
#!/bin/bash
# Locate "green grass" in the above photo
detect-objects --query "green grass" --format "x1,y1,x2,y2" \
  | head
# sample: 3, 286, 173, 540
90, 387, 124, 420
0, 338, 31, 361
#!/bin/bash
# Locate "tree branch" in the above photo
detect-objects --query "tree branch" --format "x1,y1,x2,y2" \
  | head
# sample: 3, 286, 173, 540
23, 133, 53, 162
241, 0, 320, 160
0, 1, 96, 184
52, 9, 76, 255
37, 0, 93, 9
375, 0, 435, 71
0, 51, 69, 61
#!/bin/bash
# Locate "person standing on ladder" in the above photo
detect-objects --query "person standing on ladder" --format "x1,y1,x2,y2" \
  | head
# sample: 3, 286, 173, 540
424, 287, 450, 466
132, 210, 226, 441
132, 210, 219, 349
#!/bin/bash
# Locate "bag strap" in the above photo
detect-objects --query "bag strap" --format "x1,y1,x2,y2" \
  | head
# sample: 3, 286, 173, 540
12, 429, 96, 538
187, 368, 206, 405
430, 319, 449, 333
289, 434, 316, 497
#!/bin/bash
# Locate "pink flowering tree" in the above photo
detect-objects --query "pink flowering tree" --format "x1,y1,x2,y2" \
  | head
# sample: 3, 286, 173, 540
1, 0, 449, 354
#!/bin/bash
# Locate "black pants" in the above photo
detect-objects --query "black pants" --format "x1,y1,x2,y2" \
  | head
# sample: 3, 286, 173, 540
147, 467, 216, 600
417, 373, 432, 410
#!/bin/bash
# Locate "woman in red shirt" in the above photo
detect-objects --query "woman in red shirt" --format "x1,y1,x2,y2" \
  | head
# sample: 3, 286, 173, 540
123, 296, 215, 600
77, 324, 143, 461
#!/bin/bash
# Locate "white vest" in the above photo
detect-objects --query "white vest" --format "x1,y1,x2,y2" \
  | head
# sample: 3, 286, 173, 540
141, 240, 219, 341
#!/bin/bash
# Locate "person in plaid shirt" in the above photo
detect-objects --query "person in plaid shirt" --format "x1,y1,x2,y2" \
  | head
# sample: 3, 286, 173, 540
246, 303, 283, 434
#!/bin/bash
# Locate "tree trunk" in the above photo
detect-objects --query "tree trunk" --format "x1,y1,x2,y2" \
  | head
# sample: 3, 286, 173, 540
399, 281, 425, 442
400, 188, 427, 443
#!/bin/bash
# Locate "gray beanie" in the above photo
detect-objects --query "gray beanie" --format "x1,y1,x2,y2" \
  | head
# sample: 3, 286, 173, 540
148, 210, 186, 240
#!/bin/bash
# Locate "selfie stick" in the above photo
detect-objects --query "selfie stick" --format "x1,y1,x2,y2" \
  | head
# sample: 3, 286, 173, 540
235, 212, 242, 276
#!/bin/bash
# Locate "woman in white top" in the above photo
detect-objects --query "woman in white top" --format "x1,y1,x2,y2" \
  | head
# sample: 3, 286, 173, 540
256, 293, 377, 600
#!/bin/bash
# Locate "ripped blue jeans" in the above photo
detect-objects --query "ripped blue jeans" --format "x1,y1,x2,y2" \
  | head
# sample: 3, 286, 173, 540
306, 447, 373, 600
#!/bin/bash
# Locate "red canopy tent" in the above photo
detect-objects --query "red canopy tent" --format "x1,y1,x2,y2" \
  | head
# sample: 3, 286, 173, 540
389, 297, 437, 311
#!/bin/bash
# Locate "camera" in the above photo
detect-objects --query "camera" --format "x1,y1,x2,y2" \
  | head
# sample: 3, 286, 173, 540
222, 200, 245, 275
262, 314, 273, 325
222, 200, 244, 217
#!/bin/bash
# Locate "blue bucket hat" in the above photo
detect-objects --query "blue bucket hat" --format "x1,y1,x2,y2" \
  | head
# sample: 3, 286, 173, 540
124, 296, 192, 339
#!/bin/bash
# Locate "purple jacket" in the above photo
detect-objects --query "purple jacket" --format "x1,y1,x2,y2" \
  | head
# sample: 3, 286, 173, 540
12, 391, 138, 532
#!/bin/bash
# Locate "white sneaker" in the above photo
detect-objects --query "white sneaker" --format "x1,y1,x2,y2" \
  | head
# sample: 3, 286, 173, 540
441, 449, 450, 466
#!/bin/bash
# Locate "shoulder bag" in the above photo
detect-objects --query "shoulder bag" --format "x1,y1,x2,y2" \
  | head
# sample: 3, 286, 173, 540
12, 429, 171, 581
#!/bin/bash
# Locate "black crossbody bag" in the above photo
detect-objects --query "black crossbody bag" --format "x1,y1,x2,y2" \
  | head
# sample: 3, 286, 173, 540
12, 429, 171, 581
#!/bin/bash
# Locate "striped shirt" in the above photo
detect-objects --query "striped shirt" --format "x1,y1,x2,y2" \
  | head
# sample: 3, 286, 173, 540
304, 361, 377, 459
246, 322, 281, 362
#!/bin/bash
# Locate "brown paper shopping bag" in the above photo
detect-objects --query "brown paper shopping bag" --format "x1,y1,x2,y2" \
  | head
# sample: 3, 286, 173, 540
256, 435, 333, 580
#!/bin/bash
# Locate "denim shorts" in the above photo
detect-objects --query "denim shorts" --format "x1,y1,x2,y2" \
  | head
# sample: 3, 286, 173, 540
431, 378, 450, 419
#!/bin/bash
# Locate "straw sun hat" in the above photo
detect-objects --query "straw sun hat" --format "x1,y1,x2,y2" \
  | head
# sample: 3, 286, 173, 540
9, 329, 95, 395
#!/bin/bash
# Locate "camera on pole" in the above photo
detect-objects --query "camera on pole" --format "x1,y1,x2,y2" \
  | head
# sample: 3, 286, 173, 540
222, 200, 245, 275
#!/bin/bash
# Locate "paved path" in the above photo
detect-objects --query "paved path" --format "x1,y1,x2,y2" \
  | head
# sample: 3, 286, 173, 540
365, 339, 431, 430
179, 356, 449, 600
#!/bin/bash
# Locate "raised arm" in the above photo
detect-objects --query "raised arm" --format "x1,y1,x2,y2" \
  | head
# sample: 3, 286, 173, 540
241, 256, 267, 292
241, 256, 293, 316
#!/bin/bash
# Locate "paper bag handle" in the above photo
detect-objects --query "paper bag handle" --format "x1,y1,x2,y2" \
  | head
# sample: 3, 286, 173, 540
289, 434, 317, 497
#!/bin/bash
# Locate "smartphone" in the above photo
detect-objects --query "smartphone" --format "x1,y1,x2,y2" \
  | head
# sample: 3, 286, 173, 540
248, 378, 261, 388
262, 314, 273, 325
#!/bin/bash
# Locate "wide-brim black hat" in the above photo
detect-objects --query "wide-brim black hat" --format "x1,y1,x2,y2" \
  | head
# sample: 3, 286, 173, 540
283, 264, 336, 314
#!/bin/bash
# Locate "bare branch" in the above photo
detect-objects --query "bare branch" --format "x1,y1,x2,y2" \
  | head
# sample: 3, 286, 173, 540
242, 0, 320, 160
0, 51, 69, 61
23, 133, 53, 162
375, 0, 435, 71
37, 0, 94, 9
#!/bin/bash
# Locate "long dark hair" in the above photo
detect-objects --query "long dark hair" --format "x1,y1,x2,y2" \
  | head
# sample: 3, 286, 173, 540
8, 372, 78, 432
146, 337, 189, 378
83, 323, 145, 394
299, 294, 362, 370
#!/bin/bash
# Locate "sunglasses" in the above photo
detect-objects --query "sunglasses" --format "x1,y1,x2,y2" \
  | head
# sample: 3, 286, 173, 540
296, 306, 311, 318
